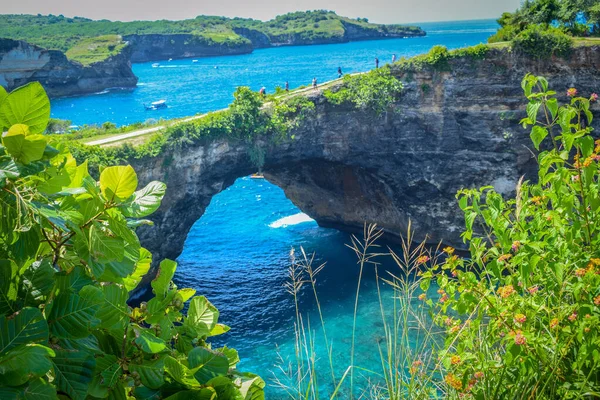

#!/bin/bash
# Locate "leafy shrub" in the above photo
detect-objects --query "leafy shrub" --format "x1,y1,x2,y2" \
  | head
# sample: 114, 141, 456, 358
424, 75, 600, 398
0, 83, 264, 399
511, 25, 573, 59
324, 68, 403, 114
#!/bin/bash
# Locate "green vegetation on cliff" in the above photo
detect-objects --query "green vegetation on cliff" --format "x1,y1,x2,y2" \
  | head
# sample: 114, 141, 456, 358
0, 11, 424, 60
65, 34, 127, 65
489, 0, 600, 43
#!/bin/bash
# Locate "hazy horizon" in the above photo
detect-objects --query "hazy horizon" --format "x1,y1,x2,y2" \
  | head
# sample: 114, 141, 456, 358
1, 0, 521, 25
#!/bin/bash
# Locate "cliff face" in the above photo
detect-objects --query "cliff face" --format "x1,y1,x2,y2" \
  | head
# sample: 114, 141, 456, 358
0, 38, 137, 98
130, 46, 600, 269
123, 34, 254, 63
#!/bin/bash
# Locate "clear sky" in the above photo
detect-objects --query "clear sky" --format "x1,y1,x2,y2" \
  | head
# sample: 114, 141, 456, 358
2, 0, 521, 24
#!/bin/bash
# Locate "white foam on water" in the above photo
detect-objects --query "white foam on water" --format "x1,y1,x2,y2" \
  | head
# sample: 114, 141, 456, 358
269, 213, 314, 228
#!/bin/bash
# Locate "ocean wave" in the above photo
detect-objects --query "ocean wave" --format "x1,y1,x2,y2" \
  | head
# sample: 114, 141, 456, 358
269, 213, 314, 228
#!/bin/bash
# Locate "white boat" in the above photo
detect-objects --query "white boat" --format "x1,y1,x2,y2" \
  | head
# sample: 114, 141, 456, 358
192, 59, 198, 63
168, 58, 173, 62
145, 100, 167, 110
152, 63, 160, 68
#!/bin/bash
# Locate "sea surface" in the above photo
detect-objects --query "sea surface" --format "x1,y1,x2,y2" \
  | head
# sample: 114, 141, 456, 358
51, 19, 498, 127
53, 19, 498, 396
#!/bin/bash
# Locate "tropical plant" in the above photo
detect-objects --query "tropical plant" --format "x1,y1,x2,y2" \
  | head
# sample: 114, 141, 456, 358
511, 25, 573, 59
424, 75, 600, 398
323, 68, 403, 115
0, 82, 264, 399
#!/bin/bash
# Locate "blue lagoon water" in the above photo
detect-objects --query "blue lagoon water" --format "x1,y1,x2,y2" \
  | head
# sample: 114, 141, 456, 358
54, 19, 498, 396
51, 20, 498, 126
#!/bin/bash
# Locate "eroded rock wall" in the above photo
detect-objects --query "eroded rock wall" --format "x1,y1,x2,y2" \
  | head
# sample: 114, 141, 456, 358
131, 47, 599, 269
0, 38, 138, 98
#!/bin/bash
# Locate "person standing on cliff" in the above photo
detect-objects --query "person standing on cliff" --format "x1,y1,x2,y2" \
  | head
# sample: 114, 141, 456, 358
337, 67, 343, 78
392, 54, 397, 63
312, 77, 318, 90
375, 57, 379, 68
285, 81, 289, 92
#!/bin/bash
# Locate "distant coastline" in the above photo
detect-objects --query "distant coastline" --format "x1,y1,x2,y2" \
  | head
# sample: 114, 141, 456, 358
0, 10, 427, 97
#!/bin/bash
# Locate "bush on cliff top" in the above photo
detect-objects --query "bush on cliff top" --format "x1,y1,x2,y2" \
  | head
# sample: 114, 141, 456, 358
511, 25, 573, 59
0, 82, 264, 399
323, 67, 403, 114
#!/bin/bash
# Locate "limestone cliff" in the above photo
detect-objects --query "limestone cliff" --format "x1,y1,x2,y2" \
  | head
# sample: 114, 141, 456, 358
123, 34, 254, 63
130, 46, 600, 271
0, 38, 138, 98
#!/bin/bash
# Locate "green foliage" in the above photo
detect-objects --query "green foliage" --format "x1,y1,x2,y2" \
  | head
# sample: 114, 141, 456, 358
323, 68, 403, 114
0, 12, 423, 55
0, 84, 264, 398
511, 25, 573, 59
393, 44, 489, 74
488, 0, 600, 42
45, 118, 71, 134
65, 35, 127, 65
426, 75, 600, 398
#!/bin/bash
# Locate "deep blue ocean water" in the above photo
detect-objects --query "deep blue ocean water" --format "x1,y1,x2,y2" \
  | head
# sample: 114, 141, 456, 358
52, 19, 498, 396
50, 19, 498, 126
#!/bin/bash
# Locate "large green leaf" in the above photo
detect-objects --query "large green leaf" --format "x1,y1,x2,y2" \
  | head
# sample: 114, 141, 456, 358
184, 296, 219, 338
121, 181, 166, 218
0, 156, 19, 180
130, 356, 165, 389
89, 224, 125, 264
99, 165, 138, 202
22, 259, 55, 304
1, 125, 47, 164
235, 372, 265, 400
0, 86, 7, 106
94, 353, 121, 390
0, 82, 50, 134
163, 389, 217, 400
151, 259, 177, 299
134, 328, 166, 354
22, 378, 58, 400
55, 266, 93, 294
0, 344, 55, 386
52, 349, 95, 400
96, 284, 129, 329
47, 285, 103, 339
188, 347, 229, 384
0, 259, 17, 316
122, 248, 152, 292
0, 307, 48, 354
164, 356, 200, 388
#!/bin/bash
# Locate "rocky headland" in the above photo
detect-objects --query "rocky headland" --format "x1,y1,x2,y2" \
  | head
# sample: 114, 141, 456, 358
0, 38, 138, 98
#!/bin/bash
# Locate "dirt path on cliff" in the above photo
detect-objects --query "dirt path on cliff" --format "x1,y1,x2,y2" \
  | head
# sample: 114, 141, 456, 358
84, 75, 352, 147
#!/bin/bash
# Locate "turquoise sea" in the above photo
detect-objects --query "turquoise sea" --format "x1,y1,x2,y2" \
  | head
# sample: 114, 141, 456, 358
52, 19, 498, 396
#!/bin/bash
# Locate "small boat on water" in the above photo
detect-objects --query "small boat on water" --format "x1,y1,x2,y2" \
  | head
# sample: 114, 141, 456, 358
192, 60, 198, 63
250, 173, 264, 179
145, 100, 167, 110
168, 58, 173, 62
152, 63, 160, 68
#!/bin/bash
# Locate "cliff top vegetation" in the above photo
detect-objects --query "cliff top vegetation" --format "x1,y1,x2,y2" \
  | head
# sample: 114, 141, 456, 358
64, 35, 127, 65
489, 0, 600, 43
0, 10, 423, 59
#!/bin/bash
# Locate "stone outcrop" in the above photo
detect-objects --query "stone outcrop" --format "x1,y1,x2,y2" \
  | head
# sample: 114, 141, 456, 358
0, 38, 137, 98
123, 34, 254, 63
130, 46, 600, 272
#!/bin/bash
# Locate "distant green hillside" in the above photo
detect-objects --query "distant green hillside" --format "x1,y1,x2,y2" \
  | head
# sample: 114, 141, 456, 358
65, 35, 127, 65
0, 10, 423, 55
